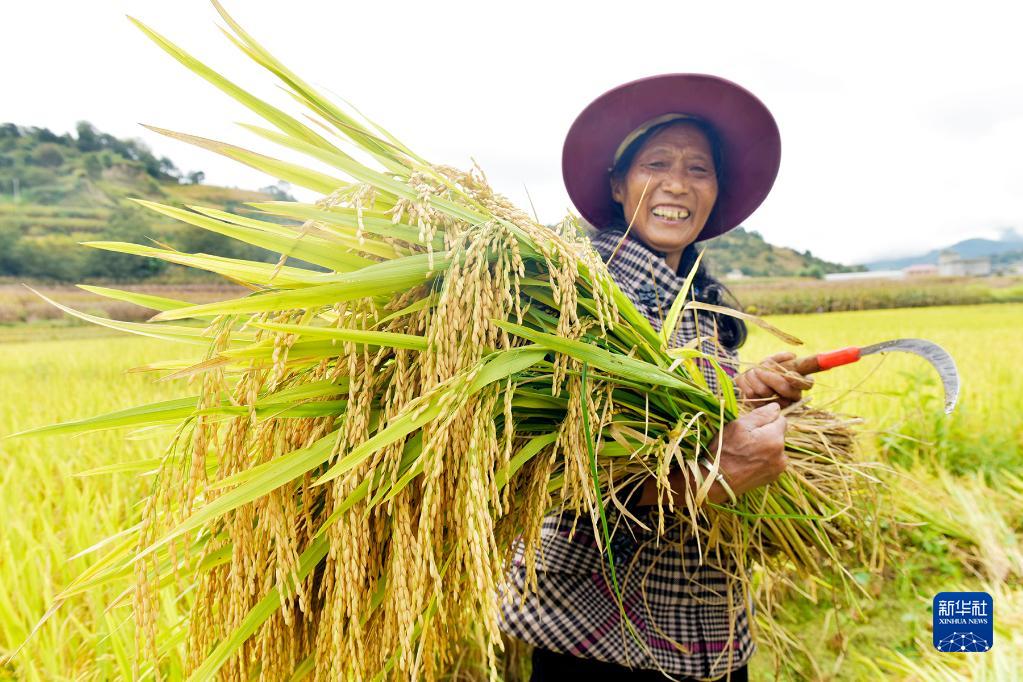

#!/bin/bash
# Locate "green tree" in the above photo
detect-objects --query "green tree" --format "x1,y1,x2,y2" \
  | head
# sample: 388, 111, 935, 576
83, 153, 103, 179
18, 166, 58, 188
76, 121, 101, 152
259, 181, 296, 201
797, 265, 825, 279
31, 143, 65, 168
14, 235, 91, 281
32, 127, 60, 144
0, 221, 21, 275
86, 205, 167, 281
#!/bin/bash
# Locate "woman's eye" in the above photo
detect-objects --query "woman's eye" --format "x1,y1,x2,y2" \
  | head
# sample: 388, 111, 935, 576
644, 161, 667, 169
690, 166, 708, 173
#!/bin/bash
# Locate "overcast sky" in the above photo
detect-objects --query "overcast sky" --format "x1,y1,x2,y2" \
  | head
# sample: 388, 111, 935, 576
5, 1, 1023, 264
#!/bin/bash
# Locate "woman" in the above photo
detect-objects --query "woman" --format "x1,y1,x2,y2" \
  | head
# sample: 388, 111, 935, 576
500, 74, 812, 681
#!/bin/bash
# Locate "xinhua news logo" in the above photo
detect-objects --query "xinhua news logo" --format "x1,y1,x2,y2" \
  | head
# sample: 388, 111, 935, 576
933, 592, 993, 652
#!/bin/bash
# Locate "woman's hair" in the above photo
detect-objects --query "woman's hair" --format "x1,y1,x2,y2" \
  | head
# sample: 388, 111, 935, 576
676, 243, 747, 350
607, 118, 747, 351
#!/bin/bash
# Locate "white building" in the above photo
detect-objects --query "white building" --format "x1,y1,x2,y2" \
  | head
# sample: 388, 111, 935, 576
937, 251, 991, 277
824, 270, 905, 282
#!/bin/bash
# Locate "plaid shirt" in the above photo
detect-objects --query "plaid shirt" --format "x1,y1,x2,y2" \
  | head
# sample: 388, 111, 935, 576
499, 228, 755, 679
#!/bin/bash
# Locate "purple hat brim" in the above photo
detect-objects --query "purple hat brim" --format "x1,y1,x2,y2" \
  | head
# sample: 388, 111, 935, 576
562, 74, 781, 241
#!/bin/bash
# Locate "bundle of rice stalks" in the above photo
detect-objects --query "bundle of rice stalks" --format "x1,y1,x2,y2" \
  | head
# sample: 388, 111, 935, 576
14, 3, 885, 679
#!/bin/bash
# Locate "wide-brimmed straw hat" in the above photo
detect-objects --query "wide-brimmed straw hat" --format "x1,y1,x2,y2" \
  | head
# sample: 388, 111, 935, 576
562, 73, 781, 241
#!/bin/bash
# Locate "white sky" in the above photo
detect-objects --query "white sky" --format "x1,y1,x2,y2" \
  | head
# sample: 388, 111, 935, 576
5, 0, 1023, 264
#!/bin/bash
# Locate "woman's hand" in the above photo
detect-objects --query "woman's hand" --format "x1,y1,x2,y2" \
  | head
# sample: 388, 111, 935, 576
735, 351, 813, 408
708, 402, 788, 500
638, 403, 788, 507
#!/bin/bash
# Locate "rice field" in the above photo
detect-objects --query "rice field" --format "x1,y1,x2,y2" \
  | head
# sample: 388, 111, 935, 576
0, 335, 188, 681
730, 275, 1023, 315
1, 303, 1020, 680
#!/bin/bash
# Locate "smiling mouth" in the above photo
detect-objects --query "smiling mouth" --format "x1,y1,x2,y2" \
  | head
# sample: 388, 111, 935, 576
651, 206, 691, 221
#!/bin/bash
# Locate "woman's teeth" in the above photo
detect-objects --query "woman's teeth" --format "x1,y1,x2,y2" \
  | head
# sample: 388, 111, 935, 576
651, 207, 690, 220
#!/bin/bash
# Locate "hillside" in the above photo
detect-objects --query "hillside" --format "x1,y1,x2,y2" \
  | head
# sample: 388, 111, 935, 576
862, 231, 1023, 270
2, 121, 858, 283
701, 226, 863, 278
0, 122, 295, 282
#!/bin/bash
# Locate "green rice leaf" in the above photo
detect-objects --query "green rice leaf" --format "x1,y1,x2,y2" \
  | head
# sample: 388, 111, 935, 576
25, 287, 256, 346
187, 204, 300, 236
76, 285, 199, 313
247, 202, 438, 247
129, 16, 336, 152
468, 346, 548, 393
82, 241, 336, 288
150, 252, 452, 321
247, 320, 428, 350
189, 204, 406, 260
73, 458, 164, 477
496, 432, 558, 488
143, 125, 346, 195
494, 320, 694, 391
315, 347, 545, 486
237, 123, 487, 226
373, 295, 438, 327
132, 199, 374, 271
661, 248, 705, 347
9, 396, 199, 438
256, 379, 349, 404
210, 0, 417, 171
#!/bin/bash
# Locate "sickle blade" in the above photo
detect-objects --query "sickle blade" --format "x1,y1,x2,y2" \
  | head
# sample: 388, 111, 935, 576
859, 338, 960, 413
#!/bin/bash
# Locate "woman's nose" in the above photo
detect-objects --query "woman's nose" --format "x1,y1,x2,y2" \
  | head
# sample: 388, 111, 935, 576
660, 168, 690, 194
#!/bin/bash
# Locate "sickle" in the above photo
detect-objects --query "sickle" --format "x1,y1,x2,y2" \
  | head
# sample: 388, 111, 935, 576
782, 339, 960, 413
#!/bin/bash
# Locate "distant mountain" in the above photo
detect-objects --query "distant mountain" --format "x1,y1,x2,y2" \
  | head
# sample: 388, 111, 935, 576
0, 122, 296, 282
702, 227, 864, 278
862, 231, 1023, 271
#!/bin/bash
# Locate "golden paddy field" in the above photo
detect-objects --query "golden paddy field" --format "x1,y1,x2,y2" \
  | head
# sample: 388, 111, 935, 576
1, 303, 1021, 680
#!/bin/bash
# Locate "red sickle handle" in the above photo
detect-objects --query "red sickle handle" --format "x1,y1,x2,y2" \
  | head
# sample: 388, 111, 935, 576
782, 346, 861, 375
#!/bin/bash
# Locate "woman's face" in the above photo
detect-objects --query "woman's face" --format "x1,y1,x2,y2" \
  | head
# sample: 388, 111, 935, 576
610, 122, 719, 265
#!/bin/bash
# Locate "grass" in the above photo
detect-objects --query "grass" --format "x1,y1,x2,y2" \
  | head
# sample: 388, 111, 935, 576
0, 303, 1019, 679
731, 276, 1023, 315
